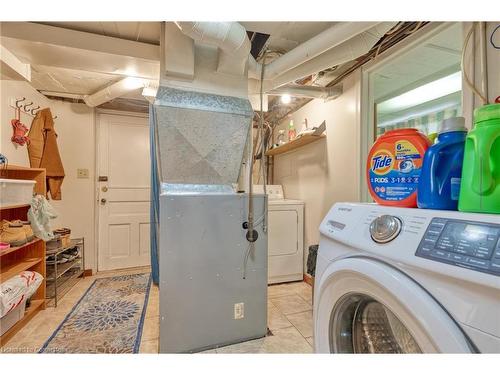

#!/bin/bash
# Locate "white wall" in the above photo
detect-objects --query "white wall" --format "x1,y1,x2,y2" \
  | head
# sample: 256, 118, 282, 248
272, 70, 362, 273
463, 22, 500, 124
0, 80, 97, 271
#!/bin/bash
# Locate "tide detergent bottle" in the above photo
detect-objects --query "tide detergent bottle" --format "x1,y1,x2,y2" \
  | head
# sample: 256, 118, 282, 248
417, 117, 467, 210
459, 104, 500, 214
367, 129, 431, 207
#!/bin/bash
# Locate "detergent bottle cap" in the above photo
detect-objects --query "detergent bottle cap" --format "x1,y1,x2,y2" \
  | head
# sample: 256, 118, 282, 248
474, 103, 500, 126
439, 117, 466, 134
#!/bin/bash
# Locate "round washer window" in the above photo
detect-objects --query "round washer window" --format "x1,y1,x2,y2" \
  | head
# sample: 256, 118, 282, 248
330, 293, 421, 353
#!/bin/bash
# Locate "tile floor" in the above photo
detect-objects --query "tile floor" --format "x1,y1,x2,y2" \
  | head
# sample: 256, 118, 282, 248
1, 268, 314, 354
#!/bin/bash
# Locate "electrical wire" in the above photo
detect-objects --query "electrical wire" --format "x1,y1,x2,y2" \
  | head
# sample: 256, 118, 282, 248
259, 50, 268, 234
490, 24, 500, 49
243, 50, 267, 279
405, 21, 423, 35
461, 23, 489, 105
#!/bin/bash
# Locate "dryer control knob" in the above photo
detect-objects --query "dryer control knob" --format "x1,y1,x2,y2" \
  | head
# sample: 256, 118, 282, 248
370, 215, 402, 243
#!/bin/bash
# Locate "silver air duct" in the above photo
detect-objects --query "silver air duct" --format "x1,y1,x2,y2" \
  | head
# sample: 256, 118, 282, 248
153, 85, 253, 187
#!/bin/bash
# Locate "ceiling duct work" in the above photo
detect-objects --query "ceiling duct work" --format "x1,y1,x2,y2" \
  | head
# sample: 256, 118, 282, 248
154, 22, 253, 188
154, 86, 253, 186
248, 22, 380, 80
83, 77, 147, 107
175, 21, 251, 76
249, 22, 397, 92
270, 84, 343, 100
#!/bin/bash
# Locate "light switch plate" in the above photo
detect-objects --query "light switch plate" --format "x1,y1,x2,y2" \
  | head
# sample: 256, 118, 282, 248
77, 168, 89, 179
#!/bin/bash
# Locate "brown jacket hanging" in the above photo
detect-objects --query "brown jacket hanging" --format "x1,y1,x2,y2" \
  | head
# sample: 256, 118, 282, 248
27, 108, 65, 200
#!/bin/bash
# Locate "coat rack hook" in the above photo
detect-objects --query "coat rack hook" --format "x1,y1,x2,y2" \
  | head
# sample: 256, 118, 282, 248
53, 115, 58, 120
15, 97, 26, 108
31, 106, 40, 115
23, 102, 33, 112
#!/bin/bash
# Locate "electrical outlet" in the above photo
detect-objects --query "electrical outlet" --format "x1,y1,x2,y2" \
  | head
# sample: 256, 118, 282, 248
77, 168, 89, 179
234, 302, 244, 320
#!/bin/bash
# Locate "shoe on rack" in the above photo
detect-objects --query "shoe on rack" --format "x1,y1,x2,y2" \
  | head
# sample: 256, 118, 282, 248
61, 252, 76, 261
0, 220, 28, 247
46, 255, 56, 265
11, 220, 35, 242
66, 247, 79, 258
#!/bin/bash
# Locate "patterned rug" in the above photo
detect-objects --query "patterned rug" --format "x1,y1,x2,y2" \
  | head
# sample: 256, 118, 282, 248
40, 273, 151, 353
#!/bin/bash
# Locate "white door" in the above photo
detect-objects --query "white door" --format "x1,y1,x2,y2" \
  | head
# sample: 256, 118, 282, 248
97, 113, 151, 271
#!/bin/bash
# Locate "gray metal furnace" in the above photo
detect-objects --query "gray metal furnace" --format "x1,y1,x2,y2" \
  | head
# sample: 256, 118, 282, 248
152, 78, 268, 352
159, 191, 267, 353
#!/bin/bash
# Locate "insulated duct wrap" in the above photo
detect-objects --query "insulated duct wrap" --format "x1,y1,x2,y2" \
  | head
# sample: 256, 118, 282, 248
154, 86, 253, 186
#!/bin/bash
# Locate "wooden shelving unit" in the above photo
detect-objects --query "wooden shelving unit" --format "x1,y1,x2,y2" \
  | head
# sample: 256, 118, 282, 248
0, 165, 46, 347
265, 133, 326, 157
0, 164, 47, 196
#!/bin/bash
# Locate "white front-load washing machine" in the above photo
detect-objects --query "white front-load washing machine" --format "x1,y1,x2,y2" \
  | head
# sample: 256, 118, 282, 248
313, 203, 500, 353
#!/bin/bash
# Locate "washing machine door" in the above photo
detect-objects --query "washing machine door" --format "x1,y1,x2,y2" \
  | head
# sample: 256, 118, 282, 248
314, 257, 474, 353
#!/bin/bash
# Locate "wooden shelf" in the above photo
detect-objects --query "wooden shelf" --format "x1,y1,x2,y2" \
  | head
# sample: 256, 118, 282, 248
0, 299, 45, 347
266, 133, 326, 156
0, 164, 46, 196
0, 183, 46, 347
1, 257, 42, 282
0, 204, 30, 211
0, 238, 43, 257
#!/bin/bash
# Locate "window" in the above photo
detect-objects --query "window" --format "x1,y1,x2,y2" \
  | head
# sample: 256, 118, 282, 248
370, 23, 463, 138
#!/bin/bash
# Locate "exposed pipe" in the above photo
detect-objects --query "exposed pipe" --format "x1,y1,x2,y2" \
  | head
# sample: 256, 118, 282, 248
175, 21, 251, 75
267, 22, 397, 90
270, 84, 343, 100
83, 77, 146, 107
247, 22, 396, 93
261, 22, 381, 80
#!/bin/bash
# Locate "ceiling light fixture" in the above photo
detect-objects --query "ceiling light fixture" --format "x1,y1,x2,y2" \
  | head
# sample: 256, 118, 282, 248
281, 94, 291, 104
377, 71, 462, 114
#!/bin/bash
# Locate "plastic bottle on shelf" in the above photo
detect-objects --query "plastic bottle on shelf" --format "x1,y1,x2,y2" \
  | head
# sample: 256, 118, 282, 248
366, 128, 431, 207
417, 117, 467, 210
459, 104, 500, 214
288, 120, 296, 141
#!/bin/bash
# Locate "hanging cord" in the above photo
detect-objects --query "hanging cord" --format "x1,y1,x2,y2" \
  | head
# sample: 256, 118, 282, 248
462, 23, 489, 106
259, 50, 268, 234
242, 212, 267, 279
490, 24, 500, 49
243, 50, 268, 279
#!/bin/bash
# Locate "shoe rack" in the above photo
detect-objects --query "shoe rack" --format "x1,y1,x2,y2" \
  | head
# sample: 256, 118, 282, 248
0, 165, 46, 347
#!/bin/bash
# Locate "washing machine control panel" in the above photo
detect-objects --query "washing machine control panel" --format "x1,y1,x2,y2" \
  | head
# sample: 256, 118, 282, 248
416, 217, 500, 276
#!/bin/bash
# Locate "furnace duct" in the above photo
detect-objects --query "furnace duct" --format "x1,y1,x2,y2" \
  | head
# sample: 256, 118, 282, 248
153, 86, 253, 188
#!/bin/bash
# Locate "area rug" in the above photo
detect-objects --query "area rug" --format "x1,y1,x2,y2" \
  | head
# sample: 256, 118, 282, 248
40, 273, 152, 353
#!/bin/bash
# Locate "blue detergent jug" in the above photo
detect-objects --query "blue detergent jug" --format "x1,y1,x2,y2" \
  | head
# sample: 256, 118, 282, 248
417, 117, 467, 210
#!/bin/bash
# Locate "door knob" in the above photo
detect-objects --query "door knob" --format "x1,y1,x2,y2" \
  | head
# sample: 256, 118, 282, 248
101, 198, 107, 204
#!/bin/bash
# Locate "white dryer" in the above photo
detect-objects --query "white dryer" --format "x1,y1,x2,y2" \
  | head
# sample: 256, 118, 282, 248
254, 185, 304, 284
314, 202, 500, 353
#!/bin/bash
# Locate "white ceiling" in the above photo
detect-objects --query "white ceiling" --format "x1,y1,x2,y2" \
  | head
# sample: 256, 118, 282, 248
2, 21, 461, 109
38, 22, 335, 51
39, 22, 162, 45
241, 22, 334, 52
2, 21, 336, 101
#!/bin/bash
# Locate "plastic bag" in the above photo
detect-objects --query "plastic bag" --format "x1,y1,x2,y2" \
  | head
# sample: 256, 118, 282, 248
0, 271, 43, 318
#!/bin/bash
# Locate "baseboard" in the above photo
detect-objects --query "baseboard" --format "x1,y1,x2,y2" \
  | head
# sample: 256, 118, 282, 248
83, 269, 93, 277
303, 273, 314, 287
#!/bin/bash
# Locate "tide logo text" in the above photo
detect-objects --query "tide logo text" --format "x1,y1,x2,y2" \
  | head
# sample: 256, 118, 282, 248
371, 151, 394, 175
